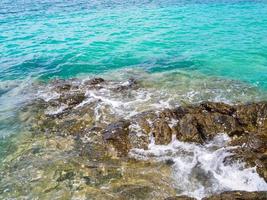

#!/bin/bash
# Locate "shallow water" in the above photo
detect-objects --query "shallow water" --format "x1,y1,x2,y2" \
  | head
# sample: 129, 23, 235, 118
0, 0, 267, 199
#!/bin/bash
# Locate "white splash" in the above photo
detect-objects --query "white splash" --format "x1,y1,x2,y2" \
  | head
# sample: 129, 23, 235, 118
45, 104, 68, 115
130, 134, 267, 199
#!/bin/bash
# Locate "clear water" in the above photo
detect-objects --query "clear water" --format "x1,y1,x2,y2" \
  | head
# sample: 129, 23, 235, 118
1, 0, 267, 136
0, 0, 267, 198
1, 0, 267, 84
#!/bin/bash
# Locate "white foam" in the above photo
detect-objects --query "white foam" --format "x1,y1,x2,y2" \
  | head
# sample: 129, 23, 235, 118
34, 68, 267, 125
37, 90, 60, 102
45, 104, 68, 115
130, 134, 267, 199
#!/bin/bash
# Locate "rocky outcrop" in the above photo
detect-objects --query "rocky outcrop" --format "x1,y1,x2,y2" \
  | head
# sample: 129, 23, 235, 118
10, 77, 267, 200
25, 78, 267, 182
103, 120, 131, 157
165, 191, 267, 200
101, 101, 267, 181
203, 191, 267, 200
113, 78, 139, 92
103, 101, 267, 153
84, 77, 105, 86
165, 195, 197, 200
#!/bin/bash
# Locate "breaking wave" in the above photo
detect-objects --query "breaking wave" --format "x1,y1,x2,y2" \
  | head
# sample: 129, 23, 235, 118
130, 134, 267, 199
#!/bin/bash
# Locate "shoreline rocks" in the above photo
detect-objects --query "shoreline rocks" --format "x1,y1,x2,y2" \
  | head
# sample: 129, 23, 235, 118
27, 78, 267, 182
102, 101, 267, 182
166, 191, 267, 200
15, 77, 267, 199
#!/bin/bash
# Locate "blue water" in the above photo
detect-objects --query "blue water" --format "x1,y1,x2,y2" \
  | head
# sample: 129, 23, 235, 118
0, 1, 267, 198
1, 0, 267, 88
0, 0, 266, 139
0, 0, 267, 141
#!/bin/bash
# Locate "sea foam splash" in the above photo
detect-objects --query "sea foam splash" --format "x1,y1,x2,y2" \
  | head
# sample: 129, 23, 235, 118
130, 134, 267, 199
34, 69, 267, 123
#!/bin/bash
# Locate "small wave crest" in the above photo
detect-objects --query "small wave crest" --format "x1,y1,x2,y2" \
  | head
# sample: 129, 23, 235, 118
130, 134, 267, 199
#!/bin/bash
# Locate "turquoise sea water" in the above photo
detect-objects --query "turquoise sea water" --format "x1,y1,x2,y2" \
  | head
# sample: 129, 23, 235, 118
1, 0, 267, 85
0, 0, 267, 147
0, 1, 267, 198
0, 0, 267, 136
0, 0, 266, 138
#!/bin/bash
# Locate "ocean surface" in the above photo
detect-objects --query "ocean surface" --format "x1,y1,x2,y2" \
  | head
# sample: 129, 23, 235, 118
0, 0, 267, 199
1, 0, 267, 134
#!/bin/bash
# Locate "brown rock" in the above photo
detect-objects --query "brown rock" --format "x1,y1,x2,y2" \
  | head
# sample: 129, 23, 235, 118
201, 102, 236, 115
50, 79, 74, 92
131, 111, 157, 134
58, 92, 86, 107
234, 102, 267, 133
152, 119, 173, 145
176, 114, 203, 143
159, 108, 179, 119
103, 120, 131, 157
114, 78, 139, 91
203, 191, 267, 200
84, 78, 105, 85
225, 133, 267, 181
165, 195, 197, 200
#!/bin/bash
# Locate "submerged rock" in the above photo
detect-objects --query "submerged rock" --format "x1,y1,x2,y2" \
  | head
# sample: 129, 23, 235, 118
84, 77, 105, 86
113, 184, 153, 199
113, 78, 139, 92
165, 196, 197, 200
22, 78, 267, 188
103, 120, 131, 157
4, 76, 267, 200
99, 101, 267, 183
165, 191, 267, 200
203, 191, 267, 200
103, 101, 266, 153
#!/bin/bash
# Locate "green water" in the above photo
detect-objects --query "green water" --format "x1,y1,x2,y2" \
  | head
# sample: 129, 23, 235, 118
0, 0, 267, 147
1, 0, 267, 198
1, 0, 267, 86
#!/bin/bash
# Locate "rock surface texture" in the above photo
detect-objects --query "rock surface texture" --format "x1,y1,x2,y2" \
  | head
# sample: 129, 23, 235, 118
166, 191, 267, 200
102, 101, 267, 183
15, 78, 267, 199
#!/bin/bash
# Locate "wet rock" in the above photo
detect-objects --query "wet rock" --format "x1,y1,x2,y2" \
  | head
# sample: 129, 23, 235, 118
203, 191, 267, 200
165, 196, 197, 200
54, 83, 72, 92
57, 170, 75, 182
258, 152, 267, 181
176, 114, 204, 143
102, 111, 157, 156
84, 77, 105, 86
100, 102, 267, 160
128, 131, 150, 150
152, 119, 173, 145
225, 133, 267, 181
235, 102, 267, 133
26, 84, 267, 181
75, 126, 111, 160
114, 78, 139, 92
50, 79, 73, 92
113, 184, 153, 200
176, 108, 242, 143
201, 102, 236, 115
86, 166, 123, 187
131, 116, 151, 134
103, 120, 131, 157
58, 92, 86, 107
